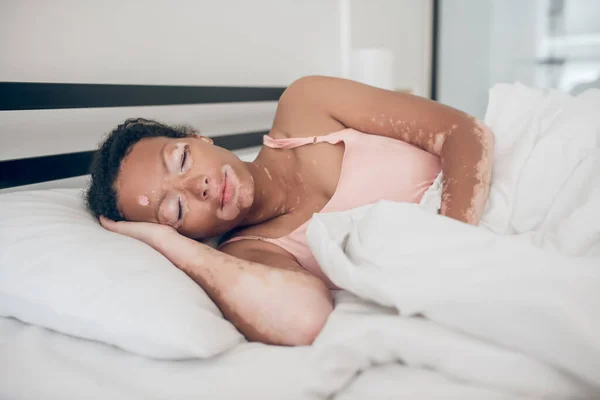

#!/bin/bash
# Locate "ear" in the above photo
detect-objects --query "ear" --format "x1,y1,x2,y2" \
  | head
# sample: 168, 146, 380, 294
198, 135, 214, 145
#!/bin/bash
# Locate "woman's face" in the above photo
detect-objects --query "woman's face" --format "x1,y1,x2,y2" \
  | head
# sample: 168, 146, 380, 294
116, 135, 255, 239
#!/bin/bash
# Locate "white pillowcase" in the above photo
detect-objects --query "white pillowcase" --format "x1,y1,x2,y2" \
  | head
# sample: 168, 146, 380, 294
0, 189, 244, 359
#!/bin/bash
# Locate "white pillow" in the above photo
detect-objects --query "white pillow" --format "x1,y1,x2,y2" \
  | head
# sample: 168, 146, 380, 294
0, 189, 244, 359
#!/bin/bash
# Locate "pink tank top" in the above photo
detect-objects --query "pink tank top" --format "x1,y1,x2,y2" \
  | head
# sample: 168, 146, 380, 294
220, 128, 441, 288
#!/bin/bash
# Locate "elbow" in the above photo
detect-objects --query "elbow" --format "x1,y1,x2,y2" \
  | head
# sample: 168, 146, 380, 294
277, 282, 333, 346
244, 298, 332, 346
237, 279, 334, 347
288, 299, 333, 346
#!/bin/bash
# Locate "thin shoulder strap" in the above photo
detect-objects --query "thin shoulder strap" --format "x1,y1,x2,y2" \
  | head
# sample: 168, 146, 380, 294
263, 129, 349, 150
262, 135, 317, 149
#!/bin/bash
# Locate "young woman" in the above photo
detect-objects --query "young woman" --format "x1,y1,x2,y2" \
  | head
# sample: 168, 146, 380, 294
86, 75, 495, 346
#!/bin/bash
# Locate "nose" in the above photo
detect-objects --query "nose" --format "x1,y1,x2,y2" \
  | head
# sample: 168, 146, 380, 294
184, 175, 210, 201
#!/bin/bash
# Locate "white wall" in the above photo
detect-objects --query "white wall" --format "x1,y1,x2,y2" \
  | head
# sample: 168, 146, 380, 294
0, 0, 341, 86
350, 0, 433, 97
489, 0, 539, 90
563, 0, 600, 35
438, 0, 493, 120
1, 0, 433, 89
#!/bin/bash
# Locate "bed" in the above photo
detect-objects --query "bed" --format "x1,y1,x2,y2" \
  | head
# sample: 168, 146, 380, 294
1, 80, 599, 400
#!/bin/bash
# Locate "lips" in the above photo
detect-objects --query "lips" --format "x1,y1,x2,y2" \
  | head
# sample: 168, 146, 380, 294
220, 172, 228, 209
221, 170, 235, 209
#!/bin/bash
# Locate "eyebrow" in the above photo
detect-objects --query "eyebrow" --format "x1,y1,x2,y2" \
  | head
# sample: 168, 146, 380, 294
154, 142, 169, 222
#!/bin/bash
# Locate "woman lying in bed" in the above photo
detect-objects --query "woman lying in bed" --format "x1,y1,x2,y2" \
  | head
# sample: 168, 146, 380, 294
86, 76, 495, 346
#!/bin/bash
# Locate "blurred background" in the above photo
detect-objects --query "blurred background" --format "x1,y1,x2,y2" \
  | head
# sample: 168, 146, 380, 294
438, 0, 600, 119
1, 0, 599, 189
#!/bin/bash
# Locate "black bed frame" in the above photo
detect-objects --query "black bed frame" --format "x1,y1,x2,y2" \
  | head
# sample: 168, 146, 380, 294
0, 0, 440, 190
0, 82, 285, 189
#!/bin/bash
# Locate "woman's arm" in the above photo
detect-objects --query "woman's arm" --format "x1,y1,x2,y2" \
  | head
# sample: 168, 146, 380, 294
278, 76, 495, 225
100, 217, 333, 346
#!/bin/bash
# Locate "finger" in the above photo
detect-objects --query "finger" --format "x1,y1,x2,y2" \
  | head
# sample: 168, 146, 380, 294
99, 216, 118, 231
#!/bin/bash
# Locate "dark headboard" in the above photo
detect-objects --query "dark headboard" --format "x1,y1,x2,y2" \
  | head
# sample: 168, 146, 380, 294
0, 82, 285, 189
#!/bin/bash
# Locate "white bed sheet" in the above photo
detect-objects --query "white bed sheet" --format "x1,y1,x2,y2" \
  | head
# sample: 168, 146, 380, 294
0, 316, 318, 400
0, 298, 534, 400
337, 365, 530, 400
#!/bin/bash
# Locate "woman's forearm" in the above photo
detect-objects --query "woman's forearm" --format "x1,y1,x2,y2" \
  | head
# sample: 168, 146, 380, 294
152, 232, 333, 346
439, 119, 495, 225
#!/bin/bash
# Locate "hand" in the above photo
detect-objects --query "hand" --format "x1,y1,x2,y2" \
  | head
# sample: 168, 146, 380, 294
99, 216, 176, 250
99, 216, 209, 271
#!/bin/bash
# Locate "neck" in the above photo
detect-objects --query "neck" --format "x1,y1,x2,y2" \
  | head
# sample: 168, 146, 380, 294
239, 161, 294, 227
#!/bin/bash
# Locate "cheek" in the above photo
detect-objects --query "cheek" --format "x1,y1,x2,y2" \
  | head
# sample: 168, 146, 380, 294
181, 202, 221, 238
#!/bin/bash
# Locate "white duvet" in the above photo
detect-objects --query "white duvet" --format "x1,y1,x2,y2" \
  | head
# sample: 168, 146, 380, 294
305, 83, 600, 399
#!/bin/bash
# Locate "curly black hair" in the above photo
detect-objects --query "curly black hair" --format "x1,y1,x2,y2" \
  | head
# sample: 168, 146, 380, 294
85, 118, 198, 221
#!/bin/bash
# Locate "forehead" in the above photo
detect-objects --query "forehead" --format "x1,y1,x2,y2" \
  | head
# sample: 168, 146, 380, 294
116, 137, 169, 221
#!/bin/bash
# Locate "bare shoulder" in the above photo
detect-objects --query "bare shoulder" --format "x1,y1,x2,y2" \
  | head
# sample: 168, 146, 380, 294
271, 76, 345, 140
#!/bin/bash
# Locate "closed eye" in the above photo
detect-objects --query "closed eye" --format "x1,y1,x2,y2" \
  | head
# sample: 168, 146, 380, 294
180, 145, 189, 171
177, 197, 183, 221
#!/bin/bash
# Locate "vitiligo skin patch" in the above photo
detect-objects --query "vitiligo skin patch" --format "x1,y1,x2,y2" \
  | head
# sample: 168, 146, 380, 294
137, 195, 150, 207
